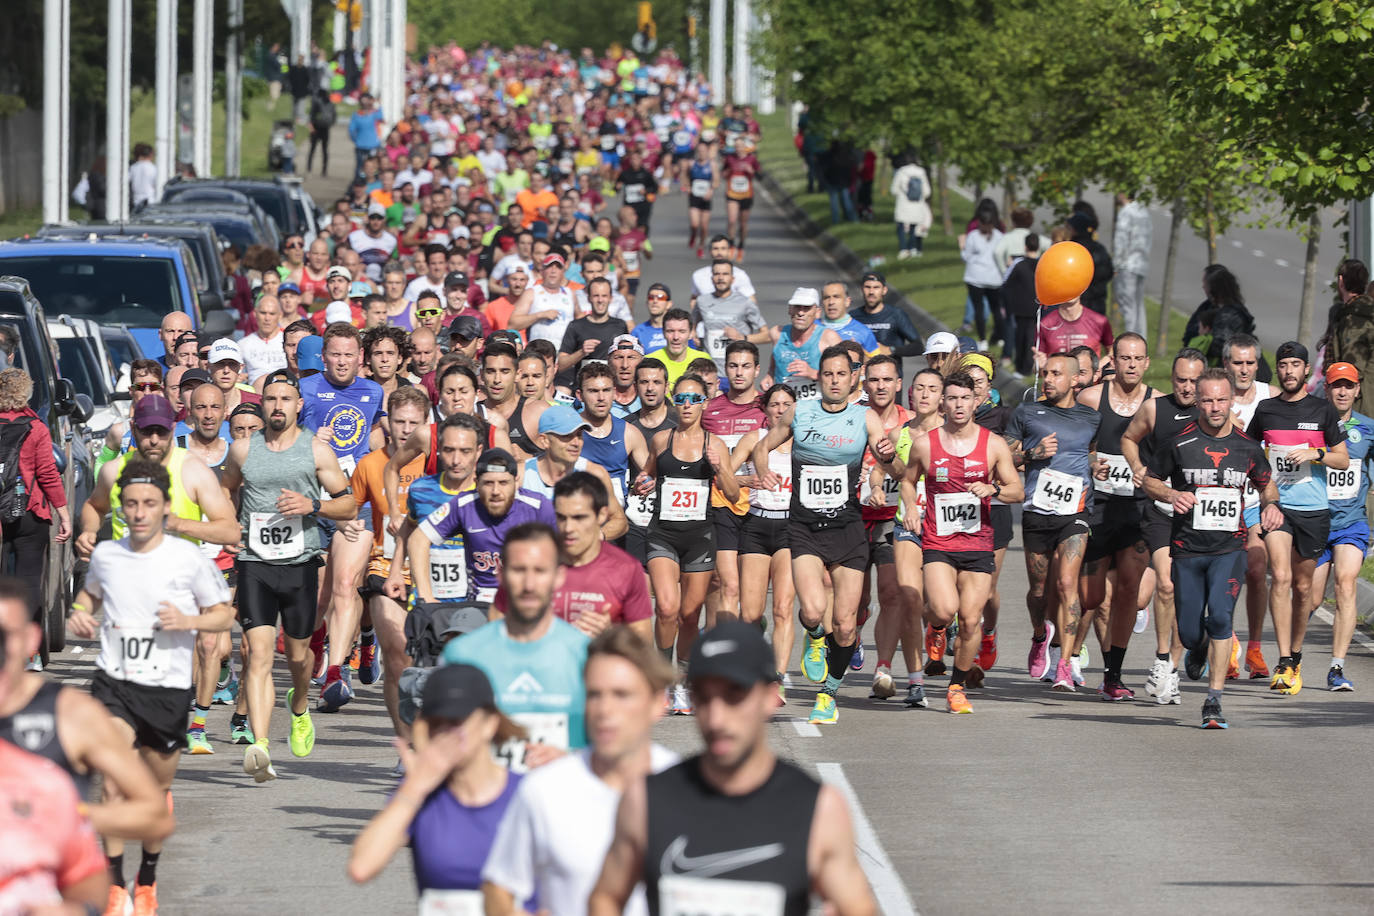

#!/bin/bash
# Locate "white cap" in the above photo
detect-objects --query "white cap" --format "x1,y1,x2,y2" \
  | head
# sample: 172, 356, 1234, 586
367, 201, 387, 217
787, 287, 820, 307
450, 225, 471, 240
924, 331, 959, 355
207, 338, 242, 365
325, 300, 353, 324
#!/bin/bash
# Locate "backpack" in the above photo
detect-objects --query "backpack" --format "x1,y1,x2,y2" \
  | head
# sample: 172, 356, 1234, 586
0, 417, 34, 524
905, 174, 924, 202
396, 601, 490, 724
311, 100, 336, 132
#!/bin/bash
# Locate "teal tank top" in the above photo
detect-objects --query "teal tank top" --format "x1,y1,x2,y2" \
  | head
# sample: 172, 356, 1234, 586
773, 326, 825, 398
790, 399, 868, 527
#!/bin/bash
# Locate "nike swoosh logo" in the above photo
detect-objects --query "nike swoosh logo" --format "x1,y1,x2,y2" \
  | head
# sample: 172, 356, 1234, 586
609, 439, 622, 445
661, 835, 784, 879
468, 527, 487, 533
1174, 414, 1190, 420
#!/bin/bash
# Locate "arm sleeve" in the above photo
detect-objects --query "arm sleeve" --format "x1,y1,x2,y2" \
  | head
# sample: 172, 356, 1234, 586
26, 422, 66, 508
480, 780, 540, 900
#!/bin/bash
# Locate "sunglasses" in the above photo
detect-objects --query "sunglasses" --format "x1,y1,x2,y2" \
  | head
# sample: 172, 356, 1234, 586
416, 308, 443, 317
647, 293, 668, 301
672, 392, 707, 406
284, 241, 304, 249
133, 382, 161, 392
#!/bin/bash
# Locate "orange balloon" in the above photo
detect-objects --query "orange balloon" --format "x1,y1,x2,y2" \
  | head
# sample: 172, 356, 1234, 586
1035, 241, 1094, 306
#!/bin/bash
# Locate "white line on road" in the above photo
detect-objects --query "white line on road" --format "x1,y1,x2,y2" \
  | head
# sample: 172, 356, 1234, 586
1232, 239, 1244, 248
817, 762, 919, 916
1275, 258, 1290, 268
1310, 607, 1374, 652
1252, 249, 1265, 258
787, 717, 821, 737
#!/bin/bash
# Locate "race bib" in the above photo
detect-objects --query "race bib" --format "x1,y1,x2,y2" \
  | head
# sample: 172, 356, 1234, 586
705, 330, 728, 359
728, 174, 751, 195
382, 528, 396, 560
673, 130, 695, 149
659, 876, 785, 916
626, 489, 656, 526
1192, 486, 1241, 532
600, 134, 617, 151
495, 712, 569, 774
1031, 468, 1083, 515
624, 183, 646, 204
1268, 445, 1311, 487
753, 475, 791, 511
690, 178, 712, 198
623, 250, 641, 273
860, 473, 901, 508
106, 623, 172, 682
198, 533, 221, 561
1094, 453, 1135, 497
793, 380, 819, 401
1327, 463, 1361, 501
418, 890, 483, 916
799, 464, 848, 511
1153, 499, 1175, 516
932, 491, 982, 537
429, 547, 467, 599
249, 512, 305, 561
659, 477, 708, 522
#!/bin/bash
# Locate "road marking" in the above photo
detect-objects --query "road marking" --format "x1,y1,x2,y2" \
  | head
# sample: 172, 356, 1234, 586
1252, 249, 1265, 258
1275, 258, 1290, 268
787, 716, 821, 737
1232, 239, 1244, 248
1310, 607, 1374, 651
817, 762, 919, 915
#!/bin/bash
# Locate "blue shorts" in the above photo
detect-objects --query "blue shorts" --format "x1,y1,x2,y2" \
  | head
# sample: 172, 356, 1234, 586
601, 151, 621, 169
1243, 502, 1260, 531
894, 523, 921, 548
1316, 519, 1371, 568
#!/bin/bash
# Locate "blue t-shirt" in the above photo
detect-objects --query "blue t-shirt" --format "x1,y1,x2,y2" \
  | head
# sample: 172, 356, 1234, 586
408, 772, 523, 893
631, 321, 666, 354
611, 396, 641, 420
1004, 401, 1102, 516
1329, 411, 1374, 529
420, 489, 555, 598
299, 373, 385, 472
442, 619, 590, 767
822, 316, 881, 355
408, 474, 471, 547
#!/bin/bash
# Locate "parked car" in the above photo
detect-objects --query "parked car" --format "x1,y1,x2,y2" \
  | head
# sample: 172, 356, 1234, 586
48, 317, 128, 436
0, 237, 235, 357
0, 276, 94, 664
141, 200, 282, 254
163, 176, 317, 243
98, 324, 144, 384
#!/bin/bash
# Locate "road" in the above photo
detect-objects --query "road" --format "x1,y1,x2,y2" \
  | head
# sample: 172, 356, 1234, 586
44, 154, 1374, 914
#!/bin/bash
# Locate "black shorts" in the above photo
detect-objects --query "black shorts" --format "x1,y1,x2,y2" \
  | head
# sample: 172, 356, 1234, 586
1143, 503, 1173, 554
1086, 500, 1146, 563
923, 549, 996, 575
647, 524, 715, 573
90, 670, 191, 755
789, 519, 869, 571
1021, 511, 1091, 555
864, 518, 895, 566
627, 278, 641, 297
728, 196, 754, 211
237, 559, 321, 640
625, 523, 650, 566
991, 504, 1012, 551
689, 196, 713, 211
1266, 508, 1330, 560
713, 506, 746, 553
358, 573, 390, 601
739, 512, 789, 555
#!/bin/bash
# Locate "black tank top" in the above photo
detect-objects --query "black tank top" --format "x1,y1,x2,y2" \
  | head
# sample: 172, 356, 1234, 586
651, 430, 714, 533
645, 756, 819, 916
1094, 384, 1152, 504
629, 408, 679, 470
505, 398, 544, 459
552, 220, 581, 250
1141, 393, 1198, 468
0, 680, 89, 797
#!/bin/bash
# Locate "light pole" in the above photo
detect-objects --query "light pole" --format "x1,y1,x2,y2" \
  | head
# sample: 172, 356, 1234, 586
709, 0, 726, 106
154, 0, 176, 193
105, 0, 132, 220
42, 0, 71, 224
193, 0, 214, 177
226, 0, 243, 176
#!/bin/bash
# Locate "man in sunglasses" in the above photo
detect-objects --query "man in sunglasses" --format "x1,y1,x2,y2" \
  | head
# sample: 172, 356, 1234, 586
414, 293, 445, 336
631, 282, 674, 354
280, 234, 307, 288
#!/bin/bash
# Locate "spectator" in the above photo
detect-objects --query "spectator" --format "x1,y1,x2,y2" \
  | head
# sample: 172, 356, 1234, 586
993, 207, 1034, 274
1002, 232, 1043, 376
1324, 259, 1374, 414
128, 143, 156, 211
288, 55, 313, 125
308, 89, 336, 177
960, 199, 1005, 351
1112, 190, 1153, 336
349, 93, 385, 180
1186, 264, 1268, 379
819, 140, 856, 224
1066, 209, 1115, 315
890, 154, 932, 260
856, 148, 876, 221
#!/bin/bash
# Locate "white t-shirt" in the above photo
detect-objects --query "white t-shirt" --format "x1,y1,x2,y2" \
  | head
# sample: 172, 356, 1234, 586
239, 329, 287, 383
404, 276, 444, 303
491, 254, 536, 288
87, 536, 230, 690
394, 167, 434, 192
129, 159, 158, 208
483, 744, 679, 916
1230, 382, 1274, 431
477, 150, 507, 177
690, 265, 756, 301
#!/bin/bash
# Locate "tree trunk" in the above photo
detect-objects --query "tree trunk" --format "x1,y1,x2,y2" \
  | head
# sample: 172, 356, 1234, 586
1204, 189, 1218, 264
937, 158, 953, 236
1296, 211, 1322, 348
1001, 178, 1014, 221
1155, 199, 1184, 357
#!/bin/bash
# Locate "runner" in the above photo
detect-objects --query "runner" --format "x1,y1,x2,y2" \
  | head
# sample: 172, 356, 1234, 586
1034, 292, 1114, 363
690, 236, 756, 307
220, 369, 357, 782
1120, 348, 1206, 704
521, 405, 629, 538
579, 363, 650, 508
67, 457, 236, 914
1004, 352, 1102, 691
644, 308, 710, 389
609, 335, 644, 418
693, 261, 769, 372
1076, 332, 1153, 699
1246, 342, 1349, 694
631, 283, 673, 354
769, 287, 841, 401
685, 144, 717, 257
752, 345, 898, 724
722, 136, 759, 257
589, 620, 875, 915
614, 205, 653, 308
1141, 369, 1281, 727
640, 373, 741, 715
509, 251, 579, 347
964, 357, 1015, 685
820, 282, 884, 357
625, 359, 679, 566
847, 272, 925, 375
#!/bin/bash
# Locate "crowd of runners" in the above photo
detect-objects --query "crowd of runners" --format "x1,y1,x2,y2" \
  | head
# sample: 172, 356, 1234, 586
0, 40, 1368, 916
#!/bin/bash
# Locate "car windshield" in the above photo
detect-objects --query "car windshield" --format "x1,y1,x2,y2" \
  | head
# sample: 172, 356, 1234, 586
55, 336, 108, 405
103, 332, 139, 382
0, 255, 182, 328
237, 188, 293, 233
203, 218, 257, 253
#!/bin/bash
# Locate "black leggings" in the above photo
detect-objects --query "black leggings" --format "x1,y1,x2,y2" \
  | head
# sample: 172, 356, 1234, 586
966, 284, 1005, 347
308, 130, 330, 174
1173, 552, 1245, 649
3, 512, 50, 622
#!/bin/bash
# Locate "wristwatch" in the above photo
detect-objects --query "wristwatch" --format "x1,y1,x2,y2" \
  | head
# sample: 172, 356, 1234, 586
992, 482, 1002, 498
311, 497, 322, 515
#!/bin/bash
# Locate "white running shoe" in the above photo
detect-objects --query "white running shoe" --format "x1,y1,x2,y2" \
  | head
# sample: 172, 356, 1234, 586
1041, 645, 1061, 683
871, 668, 896, 699
1133, 609, 1149, 634
1144, 657, 1169, 698
1166, 670, 1182, 705
1070, 656, 1085, 687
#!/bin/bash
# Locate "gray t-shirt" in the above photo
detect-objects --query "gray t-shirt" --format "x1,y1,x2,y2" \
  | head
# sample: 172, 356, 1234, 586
692, 291, 766, 369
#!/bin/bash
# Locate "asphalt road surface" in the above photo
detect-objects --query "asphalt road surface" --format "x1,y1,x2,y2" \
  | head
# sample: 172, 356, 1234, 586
44, 161, 1374, 914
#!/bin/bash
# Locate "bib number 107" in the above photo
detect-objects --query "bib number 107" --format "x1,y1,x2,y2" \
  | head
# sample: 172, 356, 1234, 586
122, 635, 155, 661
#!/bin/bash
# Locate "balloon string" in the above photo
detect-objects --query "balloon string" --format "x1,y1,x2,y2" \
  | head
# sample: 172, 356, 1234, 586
1032, 300, 1043, 401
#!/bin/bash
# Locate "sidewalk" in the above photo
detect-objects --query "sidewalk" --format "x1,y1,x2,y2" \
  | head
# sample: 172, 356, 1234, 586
296, 112, 358, 207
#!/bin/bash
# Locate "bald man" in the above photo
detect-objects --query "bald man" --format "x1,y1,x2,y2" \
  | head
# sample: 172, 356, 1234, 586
157, 312, 194, 371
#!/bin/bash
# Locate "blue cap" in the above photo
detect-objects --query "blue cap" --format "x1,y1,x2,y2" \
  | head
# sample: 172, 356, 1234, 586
278, 281, 301, 295
956, 335, 980, 354
348, 281, 372, 299
296, 335, 325, 373
537, 404, 591, 436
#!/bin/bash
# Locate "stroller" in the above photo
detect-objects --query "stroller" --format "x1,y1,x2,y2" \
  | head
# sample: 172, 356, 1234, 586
267, 119, 296, 172
396, 601, 491, 725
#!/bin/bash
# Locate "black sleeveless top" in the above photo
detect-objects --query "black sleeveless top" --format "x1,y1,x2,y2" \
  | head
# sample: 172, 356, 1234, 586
651, 430, 715, 534
1142, 393, 1198, 469
1094, 384, 1152, 506
0, 680, 89, 797
645, 756, 819, 916
505, 397, 544, 459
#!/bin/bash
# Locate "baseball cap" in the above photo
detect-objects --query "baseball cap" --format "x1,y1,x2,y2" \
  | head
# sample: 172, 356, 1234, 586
261, 369, 300, 391
957, 335, 980, 354
861, 270, 887, 286
587, 237, 611, 253
131, 394, 176, 431
611, 334, 644, 355
924, 331, 959, 355
433, 604, 491, 639
173, 331, 199, 350
207, 338, 243, 365
325, 300, 354, 324
647, 282, 671, 300
537, 404, 591, 436
348, 281, 372, 300
475, 447, 519, 477
230, 401, 265, 419
542, 252, 566, 269
687, 620, 781, 687
179, 368, 212, 387
295, 335, 325, 373
477, 201, 495, 213
451, 225, 472, 240
1326, 361, 1361, 385
787, 287, 820, 307
444, 270, 470, 290
326, 265, 352, 282
421, 664, 496, 720
278, 282, 301, 296
367, 201, 387, 218
1275, 341, 1309, 364
446, 315, 483, 340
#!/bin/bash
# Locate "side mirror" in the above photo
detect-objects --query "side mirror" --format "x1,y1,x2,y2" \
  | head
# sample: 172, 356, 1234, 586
72, 393, 95, 425
111, 389, 133, 402
54, 377, 77, 416
202, 310, 236, 338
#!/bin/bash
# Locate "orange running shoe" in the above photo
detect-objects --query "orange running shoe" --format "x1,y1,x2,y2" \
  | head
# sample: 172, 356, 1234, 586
105, 885, 131, 916
976, 629, 998, 671
923, 625, 947, 676
132, 883, 158, 916
1226, 638, 1241, 680
1245, 644, 1269, 679
946, 685, 973, 714
348, 644, 361, 672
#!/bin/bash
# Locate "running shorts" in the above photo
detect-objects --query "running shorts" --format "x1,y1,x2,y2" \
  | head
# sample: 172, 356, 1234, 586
739, 512, 789, 555
893, 522, 922, 549
646, 525, 715, 573
1266, 507, 1330, 561
236, 559, 322, 640
923, 548, 995, 575
789, 519, 868, 572
1317, 519, 1369, 568
90, 670, 191, 755
1143, 504, 1173, 554
991, 504, 1012, 551
713, 505, 746, 553
864, 519, 895, 566
689, 195, 712, 211
1021, 511, 1091, 555
1086, 500, 1146, 564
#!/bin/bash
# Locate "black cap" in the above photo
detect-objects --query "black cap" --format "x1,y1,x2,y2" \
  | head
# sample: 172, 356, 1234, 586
647, 282, 671, 298
476, 447, 518, 477
861, 271, 886, 286
173, 331, 200, 349
444, 270, 470, 290
421, 664, 496, 720
179, 367, 212, 387
1275, 341, 1309, 364
261, 368, 300, 391
687, 620, 781, 687
433, 603, 490, 638
230, 401, 264, 420
445, 315, 483, 340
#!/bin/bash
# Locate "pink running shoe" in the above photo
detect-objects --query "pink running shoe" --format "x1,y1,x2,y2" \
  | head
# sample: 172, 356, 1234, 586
1027, 621, 1056, 679
1051, 658, 1075, 692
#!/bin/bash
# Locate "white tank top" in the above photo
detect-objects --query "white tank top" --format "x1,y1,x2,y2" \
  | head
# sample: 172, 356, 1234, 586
1230, 383, 1274, 431
521, 455, 588, 501
527, 284, 578, 346
750, 449, 793, 512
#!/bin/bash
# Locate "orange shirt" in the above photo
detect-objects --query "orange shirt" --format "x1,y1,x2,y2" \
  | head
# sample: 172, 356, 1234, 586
484, 296, 525, 342
352, 447, 427, 579
515, 188, 558, 226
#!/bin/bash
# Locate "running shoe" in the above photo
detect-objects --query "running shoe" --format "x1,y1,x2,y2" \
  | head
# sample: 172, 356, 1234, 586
1051, 658, 1075, 692
1098, 678, 1135, 701
358, 642, 381, 685
775, 683, 786, 708
1078, 643, 1090, 669
1069, 656, 1085, 687
808, 692, 838, 724
965, 665, 985, 690
905, 683, 929, 708
24, 653, 41, 672
923, 625, 947, 676
317, 673, 354, 712
106, 885, 132, 916
670, 683, 694, 715
1279, 663, 1303, 695
1027, 622, 1055, 679
1245, 645, 1269, 679
1041, 645, 1061, 683
243, 741, 276, 783
1270, 664, 1295, 692
212, 675, 238, 706
310, 630, 328, 685
1328, 666, 1354, 692
390, 759, 406, 778
849, 640, 865, 672
276, 628, 286, 655
1133, 608, 1149, 634
132, 883, 158, 916
976, 629, 998, 671
946, 685, 973, 714
870, 668, 896, 700
1184, 640, 1209, 681
1144, 657, 1170, 698
230, 720, 255, 745
801, 635, 828, 683
185, 729, 214, 755
287, 688, 315, 757
1200, 696, 1228, 729
348, 644, 361, 674
1226, 639, 1241, 680
1165, 670, 1182, 705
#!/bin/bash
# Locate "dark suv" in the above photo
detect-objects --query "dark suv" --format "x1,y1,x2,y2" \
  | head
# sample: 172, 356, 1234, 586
163, 177, 321, 243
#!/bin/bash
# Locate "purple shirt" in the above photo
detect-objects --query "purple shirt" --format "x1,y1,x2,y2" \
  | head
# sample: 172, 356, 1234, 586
419, 489, 555, 596
407, 771, 523, 892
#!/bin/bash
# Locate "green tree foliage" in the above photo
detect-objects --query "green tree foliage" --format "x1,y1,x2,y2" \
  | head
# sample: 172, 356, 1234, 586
407, 0, 691, 61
